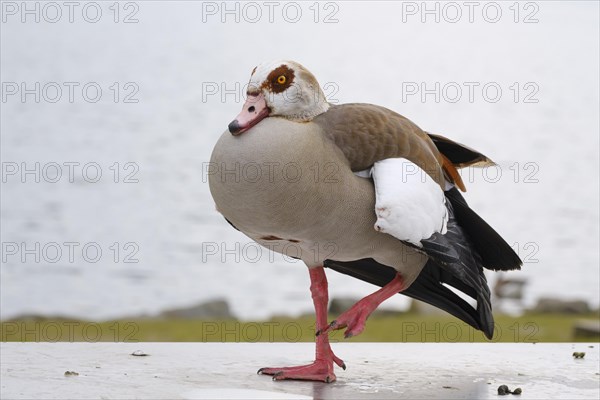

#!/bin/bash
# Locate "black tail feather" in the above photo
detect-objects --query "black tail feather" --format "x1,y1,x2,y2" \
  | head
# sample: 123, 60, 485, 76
427, 132, 494, 168
445, 187, 522, 271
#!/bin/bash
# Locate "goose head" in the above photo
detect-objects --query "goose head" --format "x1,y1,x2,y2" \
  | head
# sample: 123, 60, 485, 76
228, 60, 330, 135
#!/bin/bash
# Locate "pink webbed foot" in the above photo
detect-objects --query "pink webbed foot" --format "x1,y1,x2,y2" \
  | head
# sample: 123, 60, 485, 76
258, 358, 339, 383
258, 346, 345, 383
318, 299, 375, 338
318, 273, 406, 339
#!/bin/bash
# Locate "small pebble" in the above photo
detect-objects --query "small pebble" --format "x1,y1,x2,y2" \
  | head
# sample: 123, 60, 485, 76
64, 371, 79, 377
498, 385, 510, 395
498, 384, 523, 396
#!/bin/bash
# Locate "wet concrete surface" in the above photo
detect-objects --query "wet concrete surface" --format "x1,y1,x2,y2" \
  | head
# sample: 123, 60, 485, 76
1, 342, 598, 399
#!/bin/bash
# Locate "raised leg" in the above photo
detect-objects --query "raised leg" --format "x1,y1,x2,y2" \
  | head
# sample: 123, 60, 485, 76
317, 273, 405, 338
258, 266, 345, 382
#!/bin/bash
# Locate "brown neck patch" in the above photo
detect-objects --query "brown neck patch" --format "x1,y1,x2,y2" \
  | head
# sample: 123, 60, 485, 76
264, 64, 295, 94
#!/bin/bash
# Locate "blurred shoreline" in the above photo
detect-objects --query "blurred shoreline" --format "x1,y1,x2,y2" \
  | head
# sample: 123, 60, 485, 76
2, 311, 598, 343
3, 296, 598, 343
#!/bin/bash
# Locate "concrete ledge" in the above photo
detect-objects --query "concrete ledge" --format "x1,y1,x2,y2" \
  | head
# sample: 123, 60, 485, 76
1, 343, 598, 399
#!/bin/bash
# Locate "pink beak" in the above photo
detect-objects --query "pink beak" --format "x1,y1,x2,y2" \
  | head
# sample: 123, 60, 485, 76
228, 92, 270, 136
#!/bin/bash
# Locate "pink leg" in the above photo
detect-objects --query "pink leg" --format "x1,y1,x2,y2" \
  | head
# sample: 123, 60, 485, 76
318, 273, 405, 338
258, 266, 345, 383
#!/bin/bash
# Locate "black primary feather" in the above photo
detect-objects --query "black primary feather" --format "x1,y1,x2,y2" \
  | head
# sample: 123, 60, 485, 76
426, 132, 521, 271
444, 187, 522, 271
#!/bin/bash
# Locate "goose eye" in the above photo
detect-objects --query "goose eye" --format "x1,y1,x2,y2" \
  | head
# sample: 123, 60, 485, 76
277, 75, 286, 84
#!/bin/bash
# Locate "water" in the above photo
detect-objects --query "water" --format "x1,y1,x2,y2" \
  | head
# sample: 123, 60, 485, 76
1, 2, 598, 321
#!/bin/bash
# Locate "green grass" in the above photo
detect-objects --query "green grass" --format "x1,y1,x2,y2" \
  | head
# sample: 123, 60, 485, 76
2, 312, 598, 343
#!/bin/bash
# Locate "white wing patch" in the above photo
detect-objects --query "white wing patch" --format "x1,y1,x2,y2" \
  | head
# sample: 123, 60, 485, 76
372, 158, 448, 245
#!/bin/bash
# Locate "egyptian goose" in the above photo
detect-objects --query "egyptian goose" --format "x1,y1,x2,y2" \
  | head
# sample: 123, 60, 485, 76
209, 60, 521, 383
